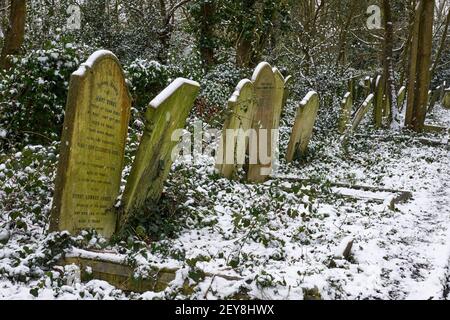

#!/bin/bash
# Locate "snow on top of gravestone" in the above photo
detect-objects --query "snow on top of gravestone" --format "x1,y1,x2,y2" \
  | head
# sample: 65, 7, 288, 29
149, 78, 200, 109
251, 62, 272, 81
229, 79, 252, 103
72, 50, 118, 77
300, 91, 318, 106
272, 67, 284, 80
375, 75, 382, 87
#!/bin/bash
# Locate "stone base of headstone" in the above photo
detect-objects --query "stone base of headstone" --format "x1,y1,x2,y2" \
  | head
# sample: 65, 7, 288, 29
58, 249, 243, 294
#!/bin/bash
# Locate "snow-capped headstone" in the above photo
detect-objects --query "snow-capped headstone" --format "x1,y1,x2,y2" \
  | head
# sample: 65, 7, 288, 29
341, 94, 374, 145
286, 91, 320, 163
338, 92, 353, 134
120, 78, 200, 227
50, 50, 131, 238
216, 79, 256, 179
283, 75, 293, 107
247, 62, 278, 183
397, 86, 406, 111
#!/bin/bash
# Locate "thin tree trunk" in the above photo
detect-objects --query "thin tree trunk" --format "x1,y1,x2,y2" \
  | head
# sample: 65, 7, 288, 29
382, 0, 400, 129
199, 1, 216, 69
405, 1, 423, 128
430, 6, 450, 79
0, 0, 26, 70
412, 0, 434, 132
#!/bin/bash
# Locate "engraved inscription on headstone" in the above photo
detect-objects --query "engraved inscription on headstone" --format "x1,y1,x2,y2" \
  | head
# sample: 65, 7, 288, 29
216, 79, 256, 179
50, 50, 131, 238
247, 62, 277, 183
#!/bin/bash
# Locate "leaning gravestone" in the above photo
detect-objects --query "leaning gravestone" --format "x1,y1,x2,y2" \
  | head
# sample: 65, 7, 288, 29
247, 62, 277, 183
120, 78, 200, 227
286, 91, 320, 163
338, 92, 353, 134
397, 86, 406, 111
50, 50, 131, 238
373, 75, 383, 128
216, 79, 256, 179
341, 94, 374, 146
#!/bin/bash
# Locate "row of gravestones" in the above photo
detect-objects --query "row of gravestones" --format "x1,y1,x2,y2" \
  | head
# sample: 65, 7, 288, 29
338, 75, 450, 144
50, 50, 320, 239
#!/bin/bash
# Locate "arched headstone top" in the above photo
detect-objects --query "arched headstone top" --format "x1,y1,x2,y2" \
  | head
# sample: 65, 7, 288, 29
251, 62, 274, 82
229, 79, 254, 104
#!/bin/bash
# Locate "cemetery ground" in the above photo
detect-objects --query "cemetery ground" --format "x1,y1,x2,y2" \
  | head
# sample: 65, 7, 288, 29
0, 94, 449, 300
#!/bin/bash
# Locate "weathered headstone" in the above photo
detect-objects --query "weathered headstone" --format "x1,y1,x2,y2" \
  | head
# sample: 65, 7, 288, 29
427, 89, 442, 113
397, 86, 406, 111
120, 78, 200, 227
50, 50, 131, 238
338, 92, 353, 134
373, 75, 383, 128
247, 62, 277, 183
342, 94, 374, 145
443, 89, 450, 109
272, 67, 285, 130
216, 79, 256, 179
283, 75, 293, 107
286, 91, 320, 163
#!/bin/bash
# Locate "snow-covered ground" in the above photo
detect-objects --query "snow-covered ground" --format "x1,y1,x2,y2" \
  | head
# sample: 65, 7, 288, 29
0, 102, 449, 300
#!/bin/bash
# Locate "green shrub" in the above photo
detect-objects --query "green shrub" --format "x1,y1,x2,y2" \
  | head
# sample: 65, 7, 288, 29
0, 37, 90, 150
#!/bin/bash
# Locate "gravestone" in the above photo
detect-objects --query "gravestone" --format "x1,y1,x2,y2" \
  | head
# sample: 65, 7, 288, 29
216, 79, 256, 179
338, 92, 353, 134
443, 89, 450, 109
342, 94, 374, 146
397, 86, 406, 111
247, 62, 277, 183
50, 50, 131, 238
286, 91, 320, 163
351, 94, 374, 131
341, 94, 374, 146
120, 78, 200, 227
272, 68, 285, 130
373, 75, 383, 128
283, 75, 293, 107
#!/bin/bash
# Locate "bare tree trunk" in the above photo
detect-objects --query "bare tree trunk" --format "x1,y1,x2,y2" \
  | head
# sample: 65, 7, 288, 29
411, 0, 434, 132
0, 0, 26, 70
199, 1, 216, 69
431, 6, 450, 79
405, 1, 423, 128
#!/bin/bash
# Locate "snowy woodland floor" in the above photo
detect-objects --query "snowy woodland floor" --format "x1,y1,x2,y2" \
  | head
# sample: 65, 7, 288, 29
0, 98, 449, 300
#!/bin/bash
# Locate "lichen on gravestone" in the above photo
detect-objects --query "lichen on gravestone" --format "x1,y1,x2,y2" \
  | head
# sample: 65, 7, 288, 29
216, 79, 256, 179
247, 62, 278, 183
338, 92, 353, 134
119, 78, 200, 229
50, 50, 131, 239
286, 91, 320, 163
